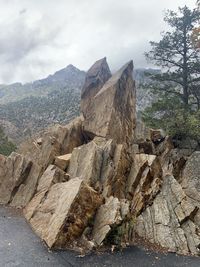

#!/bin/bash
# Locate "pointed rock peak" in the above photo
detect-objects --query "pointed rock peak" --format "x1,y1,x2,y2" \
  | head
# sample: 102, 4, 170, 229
82, 57, 111, 94
81, 57, 111, 116
86, 57, 111, 78
65, 64, 80, 72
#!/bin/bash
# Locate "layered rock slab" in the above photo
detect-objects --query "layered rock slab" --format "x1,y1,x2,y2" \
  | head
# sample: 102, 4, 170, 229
127, 153, 162, 215
67, 137, 132, 198
82, 60, 136, 144
27, 178, 102, 249
24, 165, 69, 220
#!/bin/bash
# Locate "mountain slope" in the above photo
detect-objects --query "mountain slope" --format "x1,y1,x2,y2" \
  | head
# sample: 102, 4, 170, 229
0, 65, 85, 104
0, 65, 86, 143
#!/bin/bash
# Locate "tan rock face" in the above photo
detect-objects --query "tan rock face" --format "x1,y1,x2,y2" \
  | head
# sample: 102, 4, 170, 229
0, 152, 32, 205
11, 116, 84, 208
92, 197, 130, 246
82, 60, 136, 144
54, 154, 71, 171
92, 196, 122, 246
24, 165, 69, 220
134, 120, 151, 143
67, 137, 132, 198
27, 178, 102, 249
127, 153, 162, 215
67, 140, 103, 188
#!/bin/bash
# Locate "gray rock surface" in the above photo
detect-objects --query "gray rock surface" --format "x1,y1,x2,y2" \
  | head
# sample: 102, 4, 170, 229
81, 57, 111, 120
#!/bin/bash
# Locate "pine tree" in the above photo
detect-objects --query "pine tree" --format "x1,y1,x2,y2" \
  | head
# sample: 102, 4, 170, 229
143, 5, 200, 144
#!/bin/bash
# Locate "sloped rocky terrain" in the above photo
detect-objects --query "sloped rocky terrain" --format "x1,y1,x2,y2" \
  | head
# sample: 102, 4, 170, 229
0, 58, 199, 256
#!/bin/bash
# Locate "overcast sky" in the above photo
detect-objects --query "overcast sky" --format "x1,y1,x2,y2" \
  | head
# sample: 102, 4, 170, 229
0, 0, 197, 84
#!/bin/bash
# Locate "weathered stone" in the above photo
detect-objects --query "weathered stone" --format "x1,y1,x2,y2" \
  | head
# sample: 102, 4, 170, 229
11, 117, 84, 208
81, 57, 111, 121
10, 163, 42, 208
67, 140, 103, 188
24, 165, 69, 220
19, 116, 84, 167
181, 151, 200, 203
28, 178, 102, 249
54, 154, 71, 171
82, 60, 136, 144
55, 116, 84, 155
92, 196, 126, 246
127, 153, 162, 215
1, 57, 200, 256
67, 136, 132, 199
134, 175, 200, 255
102, 143, 132, 199
0, 152, 32, 205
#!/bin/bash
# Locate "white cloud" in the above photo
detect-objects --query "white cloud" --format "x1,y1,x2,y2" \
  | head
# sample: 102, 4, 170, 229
0, 0, 197, 83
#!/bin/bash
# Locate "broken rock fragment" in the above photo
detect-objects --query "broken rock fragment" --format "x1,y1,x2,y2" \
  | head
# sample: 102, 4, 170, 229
27, 177, 102, 249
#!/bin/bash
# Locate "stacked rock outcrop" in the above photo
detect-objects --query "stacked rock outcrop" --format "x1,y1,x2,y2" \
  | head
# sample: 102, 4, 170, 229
0, 58, 199, 255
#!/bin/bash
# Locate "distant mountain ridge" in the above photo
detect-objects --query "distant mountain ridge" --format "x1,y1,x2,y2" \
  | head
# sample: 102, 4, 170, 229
0, 64, 86, 104
0, 65, 86, 143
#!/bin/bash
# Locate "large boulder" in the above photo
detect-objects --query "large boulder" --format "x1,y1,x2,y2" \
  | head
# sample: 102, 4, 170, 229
81, 57, 111, 119
82, 60, 136, 144
27, 177, 102, 249
10, 163, 42, 208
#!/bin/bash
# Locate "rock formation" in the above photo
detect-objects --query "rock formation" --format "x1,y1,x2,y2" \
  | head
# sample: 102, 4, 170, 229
0, 58, 199, 256
82, 60, 136, 144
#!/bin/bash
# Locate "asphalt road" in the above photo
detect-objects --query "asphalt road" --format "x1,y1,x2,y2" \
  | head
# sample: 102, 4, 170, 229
0, 206, 199, 267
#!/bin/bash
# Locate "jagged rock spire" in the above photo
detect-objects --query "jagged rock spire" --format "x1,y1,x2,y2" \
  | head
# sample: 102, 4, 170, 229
81, 57, 111, 117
